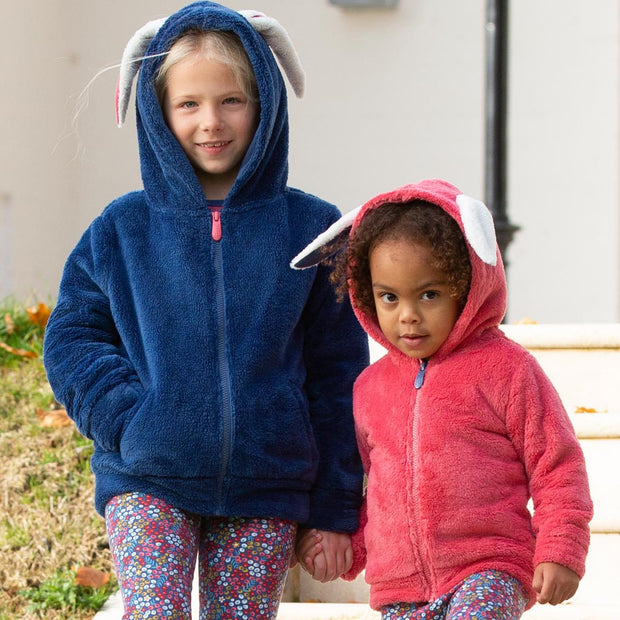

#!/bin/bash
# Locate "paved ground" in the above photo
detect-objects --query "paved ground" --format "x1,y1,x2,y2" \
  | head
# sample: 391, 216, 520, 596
94, 590, 619, 620
94, 591, 380, 619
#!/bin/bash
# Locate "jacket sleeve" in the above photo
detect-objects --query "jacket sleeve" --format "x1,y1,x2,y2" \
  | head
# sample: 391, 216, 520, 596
43, 223, 143, 452
342, 497, 368, 581
342, 404, 370, 580
300, 262, 369, 533
506, 354, 593, 578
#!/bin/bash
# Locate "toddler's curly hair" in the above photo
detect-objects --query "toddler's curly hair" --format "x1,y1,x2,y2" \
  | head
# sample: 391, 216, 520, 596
329, 200, 472, 318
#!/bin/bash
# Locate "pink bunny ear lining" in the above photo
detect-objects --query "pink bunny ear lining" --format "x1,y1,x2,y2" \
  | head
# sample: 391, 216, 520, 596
115, 78, 121, 126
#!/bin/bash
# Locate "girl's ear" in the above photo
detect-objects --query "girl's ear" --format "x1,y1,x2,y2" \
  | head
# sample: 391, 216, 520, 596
455, 194, 498, 266
116, 17, 167, 127
237, 11, 305, 98
115, 10, 305, 128
290, 206, 362, 270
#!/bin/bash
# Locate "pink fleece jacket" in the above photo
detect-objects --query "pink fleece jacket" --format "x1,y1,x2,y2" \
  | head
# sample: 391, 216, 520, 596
342, 180, 593, 611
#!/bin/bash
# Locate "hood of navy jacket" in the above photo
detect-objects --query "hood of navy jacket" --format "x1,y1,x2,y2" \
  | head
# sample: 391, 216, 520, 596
349, 179, 507, 366
43, 1, 368, 530
136, 1, 289, 209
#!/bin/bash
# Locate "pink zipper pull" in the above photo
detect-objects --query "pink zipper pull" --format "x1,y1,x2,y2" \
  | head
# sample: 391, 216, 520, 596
210, 207, 222, 241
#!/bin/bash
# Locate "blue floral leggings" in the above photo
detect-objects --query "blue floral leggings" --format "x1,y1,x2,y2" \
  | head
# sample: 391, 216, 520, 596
105, 492, 296, 619
382, 570, 528, 619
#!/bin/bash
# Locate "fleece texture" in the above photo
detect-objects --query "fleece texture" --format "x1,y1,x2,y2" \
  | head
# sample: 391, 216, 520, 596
341, 180, 593, 609
43, 1, 368, 531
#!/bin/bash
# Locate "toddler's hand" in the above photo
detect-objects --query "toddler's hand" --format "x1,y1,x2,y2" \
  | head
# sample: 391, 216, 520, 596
294, 528, 323, 574
532, 562, 579, 605
310, 530, 352, 583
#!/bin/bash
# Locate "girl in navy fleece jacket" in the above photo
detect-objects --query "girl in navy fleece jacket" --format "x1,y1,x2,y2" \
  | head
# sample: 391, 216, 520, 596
43, 3, 367, 617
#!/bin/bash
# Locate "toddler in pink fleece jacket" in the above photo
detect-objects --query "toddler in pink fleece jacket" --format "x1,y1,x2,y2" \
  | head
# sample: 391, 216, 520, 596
292, 179, 593, 619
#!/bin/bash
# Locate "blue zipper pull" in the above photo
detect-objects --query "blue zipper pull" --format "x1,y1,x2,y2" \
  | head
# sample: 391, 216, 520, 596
414, 359, 427, 389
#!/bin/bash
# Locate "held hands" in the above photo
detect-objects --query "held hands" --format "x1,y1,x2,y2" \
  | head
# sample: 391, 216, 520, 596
295, 528, 353, 582
532, 562, 580, 605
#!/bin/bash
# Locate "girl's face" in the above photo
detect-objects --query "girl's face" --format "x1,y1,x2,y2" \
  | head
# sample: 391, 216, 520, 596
369, 238, 460, 359
163, 55, 259, 200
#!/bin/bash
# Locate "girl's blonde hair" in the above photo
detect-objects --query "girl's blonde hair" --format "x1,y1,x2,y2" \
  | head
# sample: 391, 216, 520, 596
155, 30, 259, 105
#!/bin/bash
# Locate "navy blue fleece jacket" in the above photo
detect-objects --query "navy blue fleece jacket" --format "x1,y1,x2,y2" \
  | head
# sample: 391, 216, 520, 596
43, 1, 368, 531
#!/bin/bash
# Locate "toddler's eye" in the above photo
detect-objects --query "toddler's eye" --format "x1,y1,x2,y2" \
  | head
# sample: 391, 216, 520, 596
421, 290, 439, 301
379, 292, 398, 304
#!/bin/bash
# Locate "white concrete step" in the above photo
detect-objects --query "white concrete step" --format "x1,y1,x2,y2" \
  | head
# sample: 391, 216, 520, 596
95, 325, 620, 620
95, 595, 620, 620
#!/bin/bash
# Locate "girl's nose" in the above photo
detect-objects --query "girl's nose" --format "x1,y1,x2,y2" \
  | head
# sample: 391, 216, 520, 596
199, 105, 223, 131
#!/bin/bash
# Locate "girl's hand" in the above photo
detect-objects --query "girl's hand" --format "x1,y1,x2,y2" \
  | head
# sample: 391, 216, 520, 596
532, 562, 580, 605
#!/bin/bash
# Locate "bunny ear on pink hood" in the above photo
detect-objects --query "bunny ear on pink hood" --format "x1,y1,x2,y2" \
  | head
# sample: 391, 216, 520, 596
292, 179, 508, 359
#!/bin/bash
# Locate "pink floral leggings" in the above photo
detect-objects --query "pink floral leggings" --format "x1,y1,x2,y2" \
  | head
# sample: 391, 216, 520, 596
105, 492, 296, 619
381, 570, 528, 619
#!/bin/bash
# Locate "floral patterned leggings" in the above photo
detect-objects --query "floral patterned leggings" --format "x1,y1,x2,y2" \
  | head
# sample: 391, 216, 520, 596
382, 570, 528, 619
105, 492, 296, 619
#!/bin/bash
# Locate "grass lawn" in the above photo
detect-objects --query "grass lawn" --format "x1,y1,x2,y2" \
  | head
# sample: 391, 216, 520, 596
0, 302, 116, 619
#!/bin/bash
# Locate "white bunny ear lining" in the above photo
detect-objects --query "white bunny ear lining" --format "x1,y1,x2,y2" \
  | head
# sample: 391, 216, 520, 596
237, 10, 305, 98
290, 206, 361, 270
116, 18, 167, 127
456, 194, 498, 266
115, 10, 305, 128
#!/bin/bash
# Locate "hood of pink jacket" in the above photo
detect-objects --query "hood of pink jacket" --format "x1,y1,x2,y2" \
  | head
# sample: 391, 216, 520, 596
349, 179, 507, 363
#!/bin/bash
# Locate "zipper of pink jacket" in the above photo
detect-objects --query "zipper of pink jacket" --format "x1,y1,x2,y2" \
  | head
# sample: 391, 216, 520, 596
411, 358, 433, 593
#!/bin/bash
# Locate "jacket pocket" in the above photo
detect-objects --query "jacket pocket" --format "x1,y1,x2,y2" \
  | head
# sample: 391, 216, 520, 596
87, 381, 145, 453
118, 391, 217, 478
235, 381, 318, 480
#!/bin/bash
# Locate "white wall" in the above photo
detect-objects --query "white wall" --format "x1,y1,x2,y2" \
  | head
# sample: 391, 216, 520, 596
2, 0, 619, 323
507, 1, 620, 322
1, 0, 74, 300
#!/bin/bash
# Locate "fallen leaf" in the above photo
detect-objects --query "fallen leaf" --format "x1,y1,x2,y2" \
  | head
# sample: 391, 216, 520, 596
0, 340, 37, 358
27, 302, 51, 328
514, 316, 538, 325
36, 407, 73, 428
4, 313, 15, 335
75, 566, 110, 588
574, 406, 606, 414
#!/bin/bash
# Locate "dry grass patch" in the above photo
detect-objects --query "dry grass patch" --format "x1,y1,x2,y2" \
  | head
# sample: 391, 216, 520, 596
0, 305, 115, 618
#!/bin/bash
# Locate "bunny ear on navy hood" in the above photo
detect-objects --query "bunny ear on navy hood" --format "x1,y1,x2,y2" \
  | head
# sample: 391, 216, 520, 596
115, 5, 306, 127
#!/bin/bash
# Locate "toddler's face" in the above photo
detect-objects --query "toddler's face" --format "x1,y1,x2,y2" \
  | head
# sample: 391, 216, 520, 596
162, 55, 259, 199
369, 238, 460, 359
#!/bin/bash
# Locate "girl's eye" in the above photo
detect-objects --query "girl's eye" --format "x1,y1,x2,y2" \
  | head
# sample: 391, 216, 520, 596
181, 101, 198, 109
223, 96, 242, 105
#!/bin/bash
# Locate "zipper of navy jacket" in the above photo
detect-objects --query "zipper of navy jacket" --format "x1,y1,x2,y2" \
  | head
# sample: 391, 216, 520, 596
411, 358, 433, 593
210, 205, 233, 512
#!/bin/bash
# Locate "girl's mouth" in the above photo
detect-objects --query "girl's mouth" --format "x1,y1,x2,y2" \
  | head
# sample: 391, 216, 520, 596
197, 141, 231, 152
